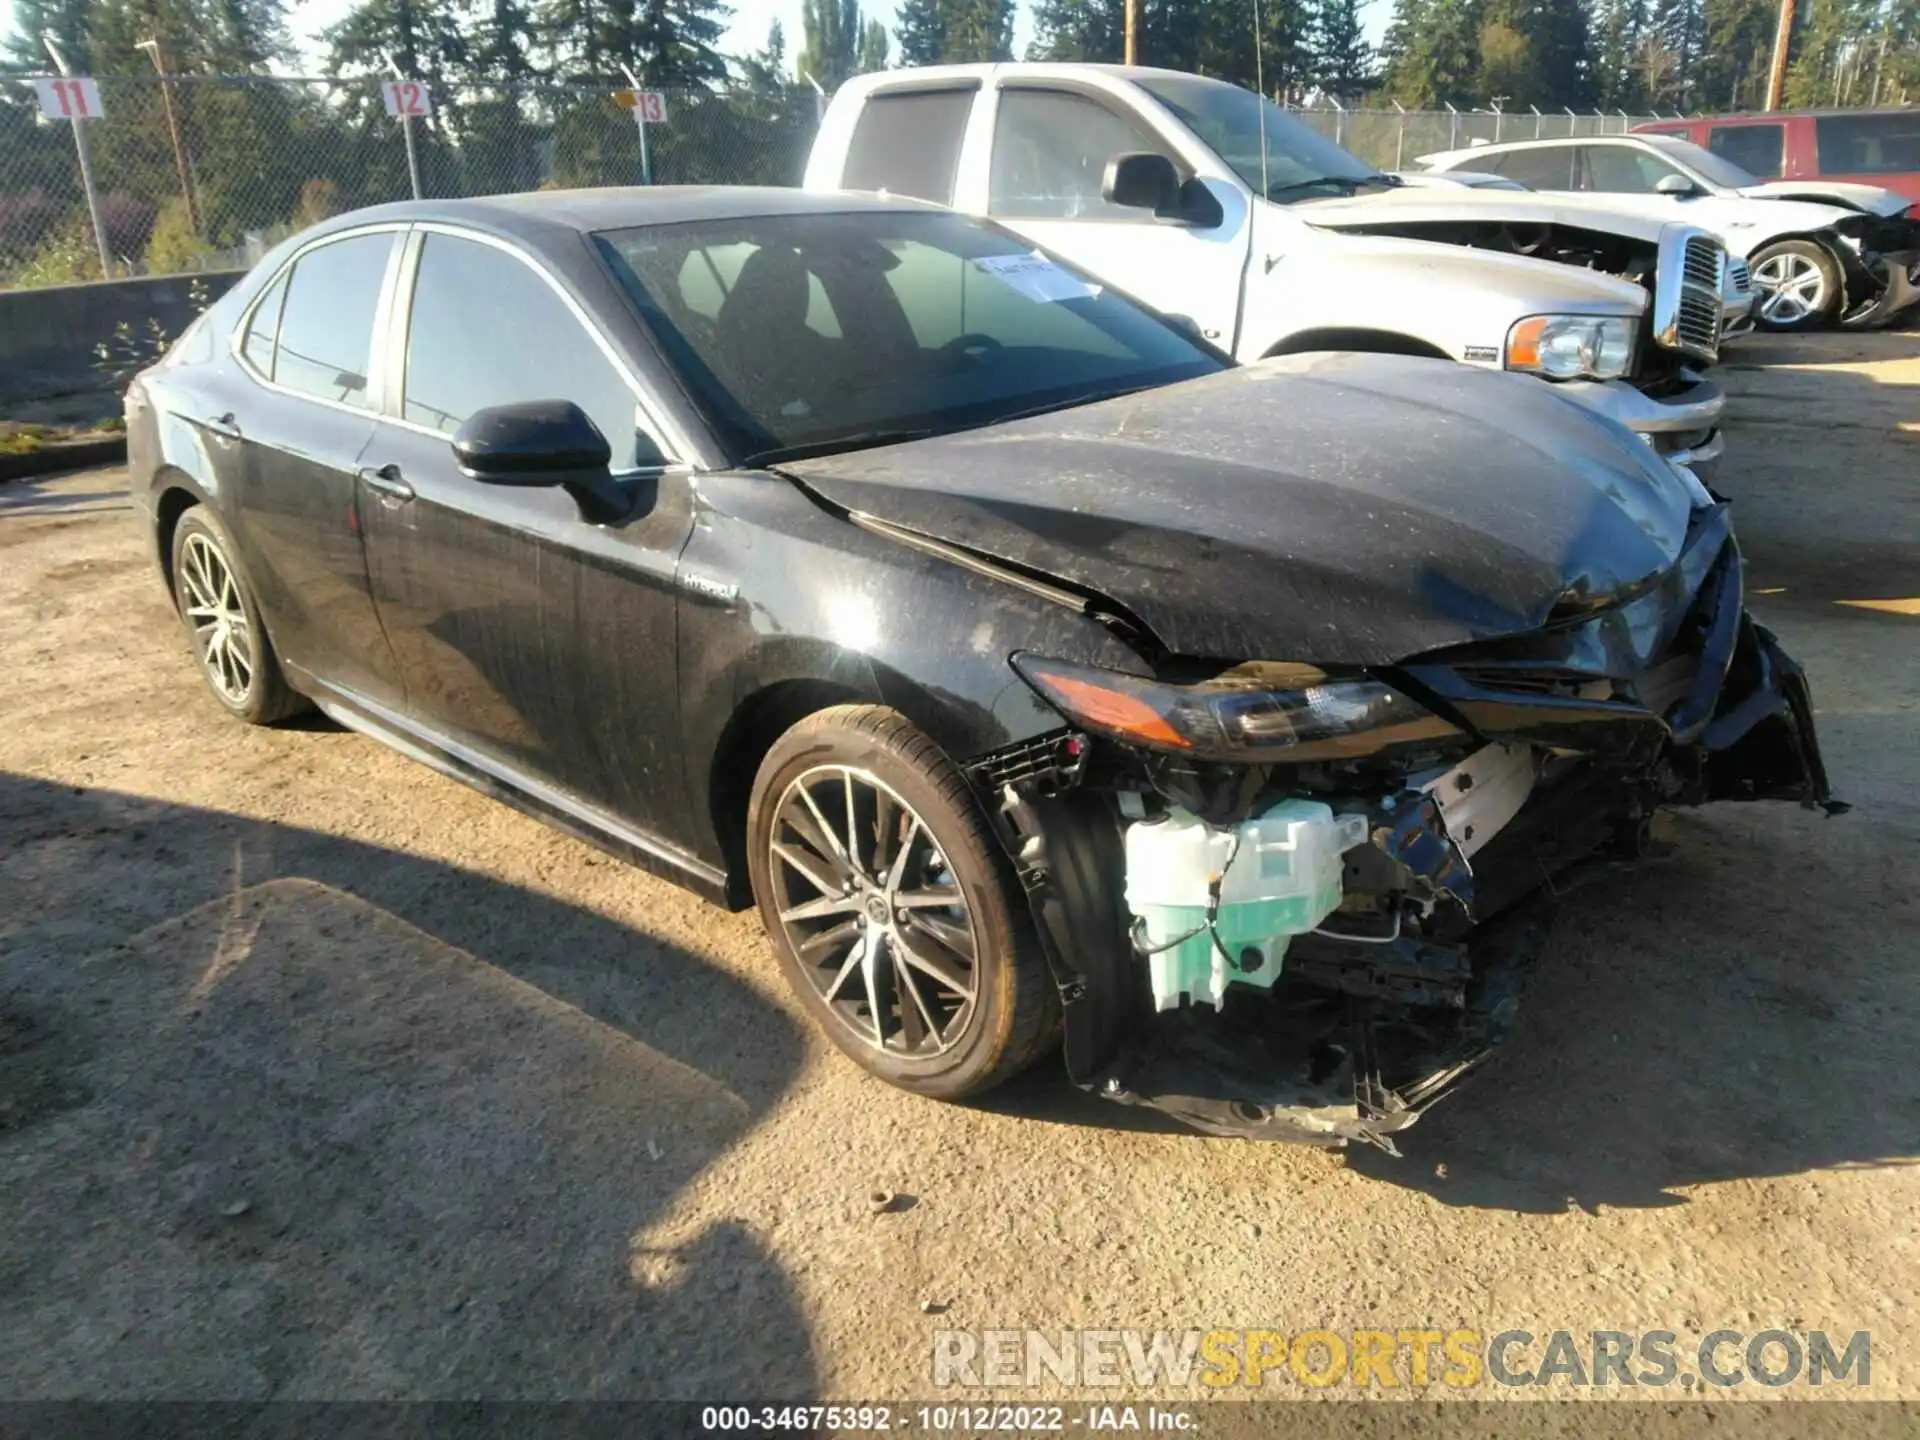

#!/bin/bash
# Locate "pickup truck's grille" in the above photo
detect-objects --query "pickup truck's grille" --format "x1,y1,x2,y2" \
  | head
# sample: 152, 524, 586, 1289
1651, 227, 1725, 365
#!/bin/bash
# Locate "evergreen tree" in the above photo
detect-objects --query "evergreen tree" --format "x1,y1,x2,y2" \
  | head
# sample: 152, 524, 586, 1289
736, 16, 789, 88
1311, 0, 1375, 96
858, 14, 890, 68
540, 0, 728, 84
1590, 0, 1650, 104
942, 0, 1016, 60
3, 0, 92, 72
324, 0, 468, 93
1027, 0, 1123, 61
1380, 0, 1486, 103
801, 0, 857, 86
1695, 0, 1773, 107
1651, 0, 1703, 103
893, 0, 948, 63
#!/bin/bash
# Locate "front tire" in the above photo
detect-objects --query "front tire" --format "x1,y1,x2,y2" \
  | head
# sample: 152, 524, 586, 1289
1750, 240, 1841, 331
746, 706, 1059, 1100
170, 507, 306, 725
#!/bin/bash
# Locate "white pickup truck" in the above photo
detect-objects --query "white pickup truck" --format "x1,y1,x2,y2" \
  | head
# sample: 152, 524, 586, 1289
804, 64, 1737, 470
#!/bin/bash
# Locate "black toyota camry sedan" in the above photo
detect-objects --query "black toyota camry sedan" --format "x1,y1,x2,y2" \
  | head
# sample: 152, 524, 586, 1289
127, 186, 1836, 1147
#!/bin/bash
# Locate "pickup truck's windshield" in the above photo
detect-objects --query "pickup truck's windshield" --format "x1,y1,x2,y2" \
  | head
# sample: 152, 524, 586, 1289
596, 209, 1221, 466
1135, 75, 1396, 202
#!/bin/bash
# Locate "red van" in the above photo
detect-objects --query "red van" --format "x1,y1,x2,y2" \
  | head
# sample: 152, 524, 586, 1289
1636, 110, 1920, 206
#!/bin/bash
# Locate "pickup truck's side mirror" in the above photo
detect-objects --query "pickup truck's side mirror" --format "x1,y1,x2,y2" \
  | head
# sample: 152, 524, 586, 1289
1655, 173, 1699, 196
1104, 152, 1182, 214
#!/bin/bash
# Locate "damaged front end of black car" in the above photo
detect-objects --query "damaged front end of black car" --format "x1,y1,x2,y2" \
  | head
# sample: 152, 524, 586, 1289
972, 535, 1836, 1147
971, 521, 1836, 1149
786, 355, 1840, 1151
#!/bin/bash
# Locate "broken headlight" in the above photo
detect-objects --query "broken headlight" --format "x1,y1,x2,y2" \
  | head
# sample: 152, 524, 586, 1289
1010, 655, 1461, 762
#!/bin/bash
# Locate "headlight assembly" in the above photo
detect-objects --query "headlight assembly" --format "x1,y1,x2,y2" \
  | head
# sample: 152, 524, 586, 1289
1010, 655, 1461, 763
1505, 314, 1637, 381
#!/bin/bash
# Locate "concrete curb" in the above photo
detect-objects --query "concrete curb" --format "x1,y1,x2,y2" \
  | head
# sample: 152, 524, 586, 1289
0, 436, 128, 484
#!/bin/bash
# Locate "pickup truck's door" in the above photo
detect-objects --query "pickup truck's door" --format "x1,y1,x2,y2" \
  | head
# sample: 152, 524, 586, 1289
978, 86, 1251, 351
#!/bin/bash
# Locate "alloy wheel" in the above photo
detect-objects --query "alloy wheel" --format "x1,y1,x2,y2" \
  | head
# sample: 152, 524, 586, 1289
1753, 252, 1828, 326
768, 764, 978, 1058
179, 531, 255, 706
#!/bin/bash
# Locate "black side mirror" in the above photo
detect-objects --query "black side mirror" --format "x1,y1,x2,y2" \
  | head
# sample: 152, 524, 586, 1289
1103, 151, 1182, 214
452, 400, 613, 487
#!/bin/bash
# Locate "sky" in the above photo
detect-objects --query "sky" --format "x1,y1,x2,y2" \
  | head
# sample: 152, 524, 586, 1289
4, 0, 1386, 77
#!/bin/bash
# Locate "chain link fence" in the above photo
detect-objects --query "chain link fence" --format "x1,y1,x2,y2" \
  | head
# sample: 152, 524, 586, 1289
1, 74, 822, 288
1, 74, 1680, 290
1286, 105, 1680, 171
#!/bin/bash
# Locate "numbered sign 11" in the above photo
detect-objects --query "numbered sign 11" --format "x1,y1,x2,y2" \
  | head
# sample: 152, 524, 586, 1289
381, 79, 433, 118
35, 77, 105, 121
614, 89, 669, 124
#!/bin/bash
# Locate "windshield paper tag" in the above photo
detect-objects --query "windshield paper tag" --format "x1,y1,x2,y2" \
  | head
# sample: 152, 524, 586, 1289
972, 253, 1099, 303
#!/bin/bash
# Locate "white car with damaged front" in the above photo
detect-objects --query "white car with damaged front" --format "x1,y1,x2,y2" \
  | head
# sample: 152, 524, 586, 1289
1418, 133, 1920, 330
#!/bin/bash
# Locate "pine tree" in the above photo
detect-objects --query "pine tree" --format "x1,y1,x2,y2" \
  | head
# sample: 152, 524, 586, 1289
736, 16, 789, 88
857, 14, 890, 68
3, 0, 92, 71
1380, 0, 1486, 103
893, 0, 948, 63
1694, 0, 1773, 107
540, 0, 728, 84
1651, 0, 1703, 103
324, 0, 468, 92
942, 0, 1016, 60
801, 0, 861, 87
1027, 0, 1122, 61
1311, 0, 1375, 97
1590, 0, 1650, 104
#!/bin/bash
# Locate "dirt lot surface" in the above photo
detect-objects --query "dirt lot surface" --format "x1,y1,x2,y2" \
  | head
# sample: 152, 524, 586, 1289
1, 331, 1916, 1409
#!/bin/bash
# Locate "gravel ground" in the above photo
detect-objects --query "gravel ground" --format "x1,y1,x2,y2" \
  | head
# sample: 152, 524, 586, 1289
0, 331, 1915, 1408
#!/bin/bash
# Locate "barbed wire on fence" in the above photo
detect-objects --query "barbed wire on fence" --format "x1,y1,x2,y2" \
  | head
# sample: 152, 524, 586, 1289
1, 73, 1681, 290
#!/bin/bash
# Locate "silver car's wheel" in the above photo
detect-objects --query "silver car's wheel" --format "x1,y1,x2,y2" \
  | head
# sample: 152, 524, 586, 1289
768, 764, 978, 1059
1751, 241, 1840, 331
179, 530, 256, 706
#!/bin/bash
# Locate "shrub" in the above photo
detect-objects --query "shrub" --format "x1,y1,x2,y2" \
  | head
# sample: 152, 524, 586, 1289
145, 196, 216, 276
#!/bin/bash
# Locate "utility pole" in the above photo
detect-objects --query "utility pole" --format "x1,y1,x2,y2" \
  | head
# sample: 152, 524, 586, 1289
135, 37, 200, 239
43, 34, 113, 278
1764, 0, 1794, 111
1124, 0, 1140, 65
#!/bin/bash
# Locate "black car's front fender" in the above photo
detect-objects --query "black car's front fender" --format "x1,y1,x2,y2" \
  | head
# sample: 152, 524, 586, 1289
675, 472, 1147, 884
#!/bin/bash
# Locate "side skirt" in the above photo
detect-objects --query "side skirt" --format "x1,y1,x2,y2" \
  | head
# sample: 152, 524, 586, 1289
296, 672, 732, 907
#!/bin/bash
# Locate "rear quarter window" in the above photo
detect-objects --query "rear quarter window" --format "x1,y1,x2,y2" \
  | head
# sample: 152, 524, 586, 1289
1816, 113, 1920, 176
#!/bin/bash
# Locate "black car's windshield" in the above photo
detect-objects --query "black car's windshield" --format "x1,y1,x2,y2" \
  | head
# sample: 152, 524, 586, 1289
1134, 74, 1396, 202
595, 209, 1222, 465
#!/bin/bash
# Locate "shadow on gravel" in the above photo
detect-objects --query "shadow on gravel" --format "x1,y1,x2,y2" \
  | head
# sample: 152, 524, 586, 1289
1345, 802, 1920, 1211
0, 772, 815, 1400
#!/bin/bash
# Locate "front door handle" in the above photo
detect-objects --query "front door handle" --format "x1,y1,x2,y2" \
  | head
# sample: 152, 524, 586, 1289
203, 411, 241, 440
357, 463, 414, 503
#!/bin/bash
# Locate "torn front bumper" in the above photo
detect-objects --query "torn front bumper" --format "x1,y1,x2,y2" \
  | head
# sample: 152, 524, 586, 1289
979, 501, 1836, 1148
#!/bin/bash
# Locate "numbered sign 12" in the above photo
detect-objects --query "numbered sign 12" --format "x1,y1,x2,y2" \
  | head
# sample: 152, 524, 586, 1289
615, 89, 669, 124
381, 80, 433, 118
35, 77, 104, 121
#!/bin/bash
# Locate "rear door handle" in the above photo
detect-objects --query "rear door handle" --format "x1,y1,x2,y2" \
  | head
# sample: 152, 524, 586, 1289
357, 463, 414, 502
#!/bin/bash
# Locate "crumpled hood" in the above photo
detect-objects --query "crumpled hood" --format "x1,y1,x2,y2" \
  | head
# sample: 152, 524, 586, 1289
784, 354, 1698, 666
1738, 180, 1911, 218
1300, 184, 1677, 246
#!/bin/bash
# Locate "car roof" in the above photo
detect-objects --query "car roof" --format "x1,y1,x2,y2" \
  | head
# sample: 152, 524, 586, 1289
304, 185, 934, 245
851, 61, 1230, 87
1643, 107, 1916, 122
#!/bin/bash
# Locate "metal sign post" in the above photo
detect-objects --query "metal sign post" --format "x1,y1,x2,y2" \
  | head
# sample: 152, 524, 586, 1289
616, 70, 667, 186
39, 38, 113, 278
381, 56, 427, 200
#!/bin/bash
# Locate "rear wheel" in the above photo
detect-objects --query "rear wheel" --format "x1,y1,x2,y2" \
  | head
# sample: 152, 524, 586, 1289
1750, 240, 1841, 331
170, 507, 306, 725
746, 706, 1059, 1100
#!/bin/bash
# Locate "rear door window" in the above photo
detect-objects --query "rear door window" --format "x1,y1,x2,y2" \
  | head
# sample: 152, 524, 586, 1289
842, 89, 974, 204
1816, 113, 1920, 175
1494, 145, 1578, 189
272, 232, 394, 408
1709, 123, 1784, 179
